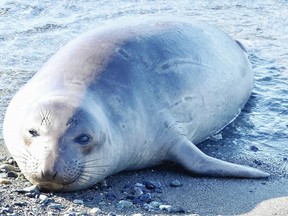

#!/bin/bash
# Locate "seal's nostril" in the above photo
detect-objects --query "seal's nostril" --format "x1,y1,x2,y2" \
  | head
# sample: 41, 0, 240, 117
41, 169, 58, 181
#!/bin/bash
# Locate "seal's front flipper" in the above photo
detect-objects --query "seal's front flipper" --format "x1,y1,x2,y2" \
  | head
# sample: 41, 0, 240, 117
167, 138, 269, 178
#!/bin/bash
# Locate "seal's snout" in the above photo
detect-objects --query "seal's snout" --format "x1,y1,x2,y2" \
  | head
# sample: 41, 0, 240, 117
41, 169, 58, 181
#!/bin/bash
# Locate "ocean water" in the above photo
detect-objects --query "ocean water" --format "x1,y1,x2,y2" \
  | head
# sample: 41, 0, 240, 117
0, 0, 287, 176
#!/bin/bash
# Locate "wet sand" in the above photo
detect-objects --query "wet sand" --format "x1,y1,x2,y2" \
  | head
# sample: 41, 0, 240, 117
1, 143, 287, 215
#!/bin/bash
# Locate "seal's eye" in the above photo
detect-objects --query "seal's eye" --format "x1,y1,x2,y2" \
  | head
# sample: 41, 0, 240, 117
28, 129, 39, 137
74, 134, 92, 145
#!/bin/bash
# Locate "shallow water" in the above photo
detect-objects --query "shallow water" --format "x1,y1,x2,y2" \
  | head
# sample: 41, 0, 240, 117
0, 0, 287, 175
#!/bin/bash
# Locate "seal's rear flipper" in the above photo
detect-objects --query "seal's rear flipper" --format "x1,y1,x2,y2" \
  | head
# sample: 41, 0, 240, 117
167, 138, 269, 178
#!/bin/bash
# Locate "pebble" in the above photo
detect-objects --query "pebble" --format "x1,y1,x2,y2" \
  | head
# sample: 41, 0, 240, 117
253, 160, 262, 166
139, 193, 152, 203
135, 183, 145, 187
0, 164, 20, 172
159, 204, 172, 211
250, 145, 259, 152
210, 133, 223, 141
89, 207, 102, 215
149, 201, 161, 208
143, 180, 162, 189
12, 201, 27, 207
39, 194, 49, 205
0, 178, 12, 185
170, 180, 182, 187
7, 171, 19, 178
133, 186, 144, 197
7, 158, 16, 165
49, 203, 63, 210
23, 185, 40, 193
118, 200, 133, 209
73, 199, 84, 205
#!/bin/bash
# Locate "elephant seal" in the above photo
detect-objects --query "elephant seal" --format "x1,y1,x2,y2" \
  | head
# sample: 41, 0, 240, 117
3, 17, 269, 191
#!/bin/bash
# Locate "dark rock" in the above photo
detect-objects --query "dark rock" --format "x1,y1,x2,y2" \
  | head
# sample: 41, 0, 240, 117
250, 145, 259, 152
253, 160, 262, 166
7, 171, 19, 178
139, 193, 152, 203
143, 180, 161, 189
12, 202, 27, 207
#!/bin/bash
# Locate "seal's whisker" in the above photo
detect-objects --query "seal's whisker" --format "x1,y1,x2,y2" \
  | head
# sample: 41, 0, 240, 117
77, 156, 103, 163
9, 153, 29, 164
79, 160, 103, 166
83, 165, 110, 169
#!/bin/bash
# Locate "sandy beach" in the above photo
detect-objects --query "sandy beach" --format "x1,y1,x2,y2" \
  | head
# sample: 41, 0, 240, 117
1, 143, 287, 215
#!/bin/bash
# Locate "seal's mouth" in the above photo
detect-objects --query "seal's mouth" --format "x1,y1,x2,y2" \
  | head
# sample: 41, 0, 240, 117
35, 181, 65, 191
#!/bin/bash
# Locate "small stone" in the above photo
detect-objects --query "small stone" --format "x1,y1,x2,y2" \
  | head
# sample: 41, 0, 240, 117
170, 180, 182, 187
89, 207, 102, 215
150, 201, 161, 208
39, 194, 49, 205
210, 133, 223, 141
135, 183, 144, 187
143, 203, 158, 211
12, 201, 27, 207
7, 158, 16, 165
139, 193, 152, 203
118, 200, 133, 209
133, 187, 143, 197
250, 145, 259, 152
73, 199, 84, 205
132, 214, 143, 216
253, 160, 262, 166
0, 178, 12, 185
24, 185, 40, 193
49, 203, 63, 210
159, 204, 172, 211
108, 212, 117, 216
7, 171, 19, 178
0, 164, 20, 172
143, 180, 161, 189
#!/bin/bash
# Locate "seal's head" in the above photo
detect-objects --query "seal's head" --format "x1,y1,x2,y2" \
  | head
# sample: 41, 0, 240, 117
16, 95, 112, 191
